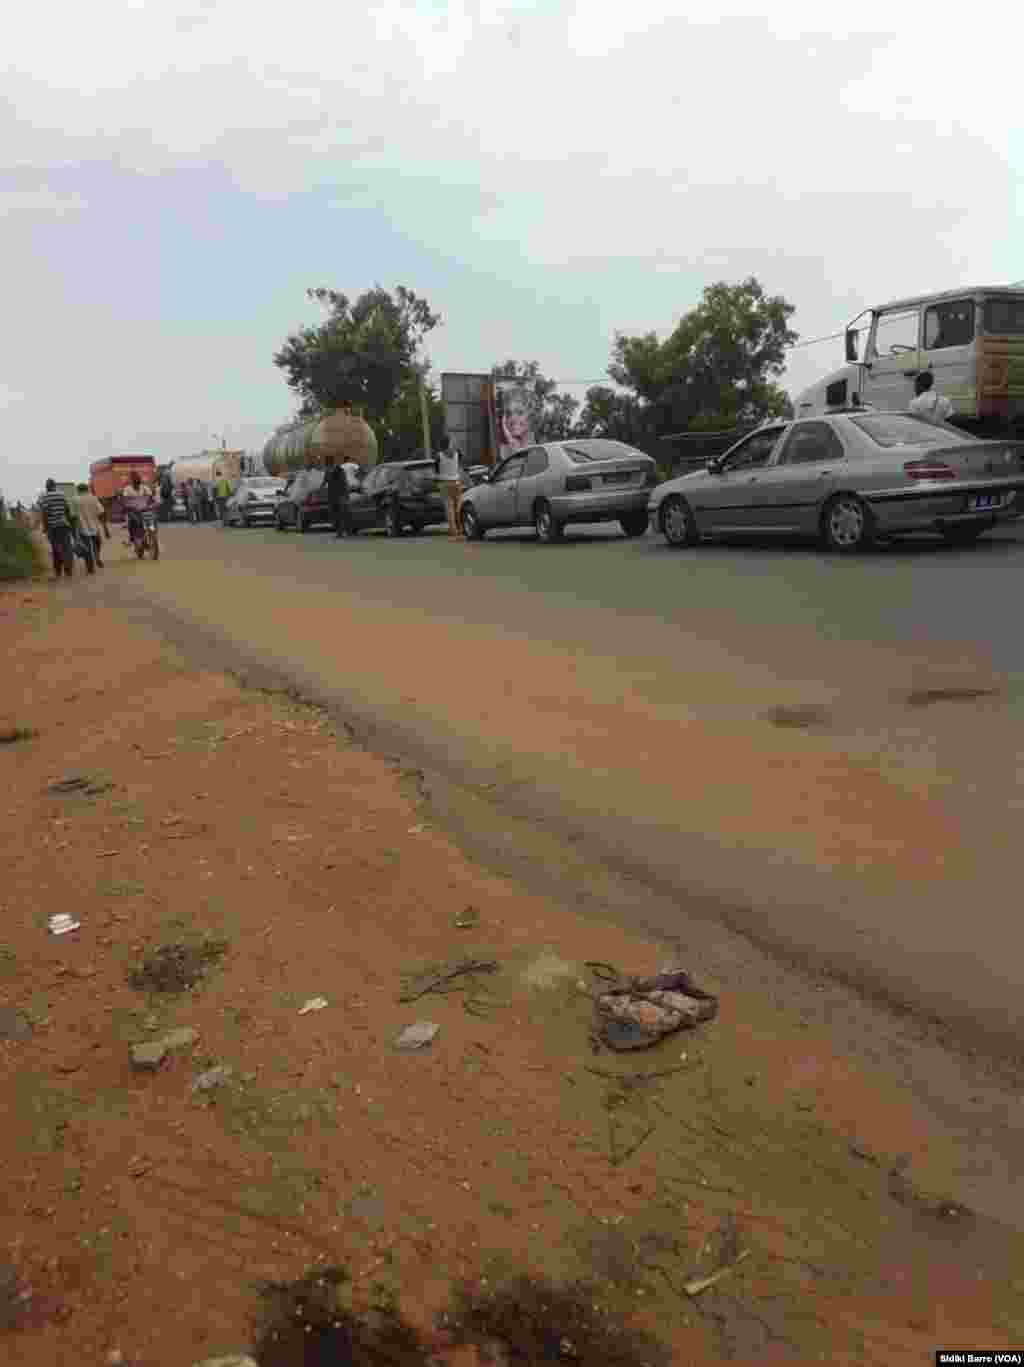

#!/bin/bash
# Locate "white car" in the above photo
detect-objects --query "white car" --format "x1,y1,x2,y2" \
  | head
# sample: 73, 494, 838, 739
223, 477, 286, 527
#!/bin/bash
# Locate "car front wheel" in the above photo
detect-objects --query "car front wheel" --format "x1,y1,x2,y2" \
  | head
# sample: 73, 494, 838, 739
461, 503, 485, 540
822, 494, 874, 553
534, 500, 563, 543
660, 495, 698, 548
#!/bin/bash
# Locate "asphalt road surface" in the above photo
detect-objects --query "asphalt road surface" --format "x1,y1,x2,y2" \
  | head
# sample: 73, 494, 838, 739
105, 517, 1024, 1055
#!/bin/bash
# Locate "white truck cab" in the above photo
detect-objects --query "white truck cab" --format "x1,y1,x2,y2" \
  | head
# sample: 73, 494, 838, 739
795, 286, 1024, 434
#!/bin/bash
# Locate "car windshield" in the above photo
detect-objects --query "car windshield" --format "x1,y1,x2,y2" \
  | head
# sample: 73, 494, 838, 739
849, 414, 980, 448
563, 440, 639, 464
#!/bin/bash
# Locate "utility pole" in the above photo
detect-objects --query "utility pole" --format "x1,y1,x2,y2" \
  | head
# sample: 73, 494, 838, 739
419, 382, 432, 461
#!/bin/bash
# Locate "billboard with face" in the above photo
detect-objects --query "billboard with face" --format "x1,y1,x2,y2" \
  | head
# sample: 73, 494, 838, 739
494, 381, 537, 458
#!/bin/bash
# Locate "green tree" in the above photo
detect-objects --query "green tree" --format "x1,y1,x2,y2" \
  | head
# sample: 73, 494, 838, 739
274, 286, 441, 424
378, 368, 447, 462
609, 278, 797, 435
491, 360, 580, 442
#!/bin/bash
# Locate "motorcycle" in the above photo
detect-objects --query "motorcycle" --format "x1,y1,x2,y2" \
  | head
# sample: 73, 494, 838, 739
129, 508, 160, 561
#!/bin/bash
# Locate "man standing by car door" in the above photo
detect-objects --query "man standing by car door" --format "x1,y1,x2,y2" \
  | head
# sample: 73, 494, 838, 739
437, 436, 462, 538
324, 456, 352, 538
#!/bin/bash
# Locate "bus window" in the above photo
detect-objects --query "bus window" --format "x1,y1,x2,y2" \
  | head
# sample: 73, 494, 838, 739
923, 299, 975, 350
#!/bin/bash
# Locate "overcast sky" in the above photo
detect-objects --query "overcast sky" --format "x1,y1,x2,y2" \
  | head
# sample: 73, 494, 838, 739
1, 0, 1020, 500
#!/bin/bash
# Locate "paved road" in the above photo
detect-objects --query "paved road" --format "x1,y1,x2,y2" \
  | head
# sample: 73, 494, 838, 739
107, 518, 1024, 1053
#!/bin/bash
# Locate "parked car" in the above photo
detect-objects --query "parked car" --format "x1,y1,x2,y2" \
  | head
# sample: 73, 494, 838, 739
362, 460, 447, 536
224, 476, 286, 527
459, 440, 656, 542
647, 411, 1024, 553
274, 469, 331, 532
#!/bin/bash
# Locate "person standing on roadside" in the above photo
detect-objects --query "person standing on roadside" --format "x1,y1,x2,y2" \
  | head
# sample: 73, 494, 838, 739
38, 479, 74, 579
908, 372, 954, 425
76, 483, 109, 567
324, 455, 352, 538
436, 436, 462, 538
213, 472, 231, 523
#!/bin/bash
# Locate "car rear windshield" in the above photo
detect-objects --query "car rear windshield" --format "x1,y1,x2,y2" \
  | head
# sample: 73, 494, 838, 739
563, 440, 642, 464
984, 298, 1024, 335
849, 414, 981, 448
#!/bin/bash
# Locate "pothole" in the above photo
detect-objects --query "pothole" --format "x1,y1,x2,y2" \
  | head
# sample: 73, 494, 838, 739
129, 938, 228, 994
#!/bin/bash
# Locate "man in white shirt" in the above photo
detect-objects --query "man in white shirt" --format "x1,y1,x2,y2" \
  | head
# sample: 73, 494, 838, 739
436, 436, 462, 538
908, 372, 954, 425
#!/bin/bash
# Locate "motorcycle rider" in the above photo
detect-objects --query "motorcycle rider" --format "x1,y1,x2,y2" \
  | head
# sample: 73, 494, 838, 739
122, 470, 156, 550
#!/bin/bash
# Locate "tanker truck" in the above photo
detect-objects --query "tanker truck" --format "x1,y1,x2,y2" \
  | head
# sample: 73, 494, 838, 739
262, 410, 379, 479
170, 449, 245, 490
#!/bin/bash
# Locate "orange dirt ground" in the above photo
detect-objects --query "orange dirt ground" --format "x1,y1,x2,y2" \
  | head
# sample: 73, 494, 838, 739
1, 578, 1022, 1365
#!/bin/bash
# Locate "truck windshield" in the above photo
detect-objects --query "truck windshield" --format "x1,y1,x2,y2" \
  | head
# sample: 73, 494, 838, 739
983, 298, 1024, 334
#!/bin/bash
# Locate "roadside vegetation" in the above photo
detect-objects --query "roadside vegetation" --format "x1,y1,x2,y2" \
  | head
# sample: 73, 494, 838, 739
0, 522, 42, 582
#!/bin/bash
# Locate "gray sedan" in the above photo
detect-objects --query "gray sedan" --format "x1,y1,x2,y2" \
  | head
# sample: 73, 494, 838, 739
648, 412, 1024, 552
460, 439, 656, 542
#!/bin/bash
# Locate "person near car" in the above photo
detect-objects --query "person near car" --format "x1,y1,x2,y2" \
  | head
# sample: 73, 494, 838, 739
39, 479, 75, 579
159, 472, 174, 522
75, 483, 109, 568
908, 372, 953, 425
214, 473, 231, 522
436, 436, 462, 538
341, 460, 362, 491
324, 456, 352, 538
122, 470, 155, 549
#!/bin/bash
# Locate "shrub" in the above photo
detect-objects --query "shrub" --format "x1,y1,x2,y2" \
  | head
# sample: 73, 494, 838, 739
0, 523, 42, 582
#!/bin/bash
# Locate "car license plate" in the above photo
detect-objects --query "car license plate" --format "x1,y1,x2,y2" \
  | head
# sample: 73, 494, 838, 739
967, 492, 1005, 511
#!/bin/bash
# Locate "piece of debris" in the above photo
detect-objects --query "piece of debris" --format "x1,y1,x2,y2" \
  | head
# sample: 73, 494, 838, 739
47, 775, 113, 798
192, 1357, 260, 1367
298, 997, 328, 1015
131, 1042, 168, 1072
395, 1021, 440, 1051
443, 1276, 670, 1367
683, 1249, 751, 1297
0, 726, 36, 746
454, 906, 481, 929
407, 823, 429, 835
48, 914, 80, 937
596, 967, 718, 1051
129, 939, 227, 994
763, 703, 831, 729
154, 1026, 199, 1052
902, 685, 998, 708
399, 958, 499, 1003
0, 1007, 33, 1042
192, 1065, 234, 1093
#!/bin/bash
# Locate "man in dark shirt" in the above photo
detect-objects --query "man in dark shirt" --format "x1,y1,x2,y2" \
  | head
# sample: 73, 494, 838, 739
38, 479, 74, 579
323, 456, 352, 538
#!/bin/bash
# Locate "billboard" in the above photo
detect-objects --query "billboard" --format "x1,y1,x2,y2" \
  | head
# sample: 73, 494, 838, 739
441, 372, 491, 465
492, 379, 538, 462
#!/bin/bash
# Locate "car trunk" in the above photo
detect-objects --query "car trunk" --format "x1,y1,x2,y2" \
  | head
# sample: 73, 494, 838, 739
579, 458, 654, 488
921, 441, 1024, 481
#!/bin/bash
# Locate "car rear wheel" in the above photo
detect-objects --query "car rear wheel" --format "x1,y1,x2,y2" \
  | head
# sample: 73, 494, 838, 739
462, 503, 485, 540
660, 495, 698, 548
942, 524, 987, 547
822, 494, 874, 553
534, 500, 563, 543
620, 512, 648, 538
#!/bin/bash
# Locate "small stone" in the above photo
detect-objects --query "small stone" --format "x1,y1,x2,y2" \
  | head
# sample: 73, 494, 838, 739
131, 1042, 167, 1072
0, 1007, 32, 1042
155, 1027, 199, 1051
192, 1065, 233, 1093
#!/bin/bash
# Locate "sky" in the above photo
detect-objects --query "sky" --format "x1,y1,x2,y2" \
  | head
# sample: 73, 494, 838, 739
1, 0, 1020, 501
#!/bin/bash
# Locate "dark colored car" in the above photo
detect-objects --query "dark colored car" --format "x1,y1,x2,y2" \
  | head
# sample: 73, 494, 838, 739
275, 461, 447, 536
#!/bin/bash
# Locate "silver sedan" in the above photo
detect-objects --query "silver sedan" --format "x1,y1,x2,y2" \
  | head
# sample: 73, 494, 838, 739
224, 477, 286, 527
648, 412, 1024, 552
460, 439, 656, 542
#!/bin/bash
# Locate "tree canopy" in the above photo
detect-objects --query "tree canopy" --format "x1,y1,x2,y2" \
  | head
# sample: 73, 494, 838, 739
273, 286, 441, 424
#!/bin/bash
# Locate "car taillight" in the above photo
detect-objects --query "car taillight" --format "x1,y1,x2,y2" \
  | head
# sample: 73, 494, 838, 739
903, 459, 957, 481
565, 475, 592, 492
644, 466, 658, 487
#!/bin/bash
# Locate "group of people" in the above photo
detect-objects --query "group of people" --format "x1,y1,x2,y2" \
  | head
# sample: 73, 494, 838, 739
38, 479, 110, 579
321, 436, 467, 540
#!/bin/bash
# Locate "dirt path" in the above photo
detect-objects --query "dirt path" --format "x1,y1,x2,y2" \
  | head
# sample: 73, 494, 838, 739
2, 580, 1023, 1364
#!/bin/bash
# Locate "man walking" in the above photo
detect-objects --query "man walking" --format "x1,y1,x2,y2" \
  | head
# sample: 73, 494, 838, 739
76, 483, 109, 567
324, 456, 352, 538
213, 472, 231, 523
39, 479, 74, 579
436, 436, 462, 538
908, 372, 954, 425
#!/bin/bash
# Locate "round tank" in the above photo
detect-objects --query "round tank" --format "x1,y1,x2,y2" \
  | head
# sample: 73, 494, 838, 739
263, 411, 378, 478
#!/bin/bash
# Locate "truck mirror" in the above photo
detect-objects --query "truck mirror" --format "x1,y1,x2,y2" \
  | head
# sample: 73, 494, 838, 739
845, 328, 860, 364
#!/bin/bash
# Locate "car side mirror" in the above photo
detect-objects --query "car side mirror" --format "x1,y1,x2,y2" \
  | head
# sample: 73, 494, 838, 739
845, 328, 860, 364
706, 456, 723, 474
